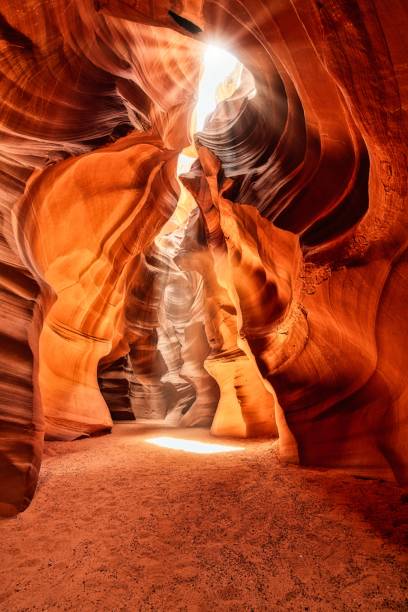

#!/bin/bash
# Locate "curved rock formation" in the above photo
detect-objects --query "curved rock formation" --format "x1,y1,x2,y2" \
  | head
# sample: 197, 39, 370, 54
0, 0, 201, 514
20, 132, 181, 439
1, 0, 407, 515
123, 234, 218, 425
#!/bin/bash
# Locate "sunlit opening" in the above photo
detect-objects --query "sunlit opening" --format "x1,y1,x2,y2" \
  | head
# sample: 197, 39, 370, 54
177, 152, 195, 176
158, 44, 245, 235
195, 44, 242, 132
175, 44, 243, 178
146, 436, 244, 454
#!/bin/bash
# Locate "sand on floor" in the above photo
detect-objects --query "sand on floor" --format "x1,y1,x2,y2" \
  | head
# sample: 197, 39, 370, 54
0, 423, 407, 611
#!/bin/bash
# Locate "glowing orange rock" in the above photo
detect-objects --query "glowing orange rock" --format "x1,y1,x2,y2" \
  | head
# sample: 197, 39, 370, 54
1, 0, 408, 517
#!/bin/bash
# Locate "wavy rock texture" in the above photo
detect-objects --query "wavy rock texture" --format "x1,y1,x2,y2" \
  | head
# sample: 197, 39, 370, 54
98, 355, 135, 421
123, 235, 218, 425
0, 0, 201, 514
0, 0, 407, 515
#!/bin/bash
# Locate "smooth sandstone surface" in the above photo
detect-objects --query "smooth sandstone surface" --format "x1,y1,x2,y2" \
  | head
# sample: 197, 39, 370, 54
0, 0, 407, 514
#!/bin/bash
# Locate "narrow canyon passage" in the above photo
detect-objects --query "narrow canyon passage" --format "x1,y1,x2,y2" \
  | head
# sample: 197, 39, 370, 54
2, 0, 408, 514
1, 424, 407, 611
1, 1, 408, 609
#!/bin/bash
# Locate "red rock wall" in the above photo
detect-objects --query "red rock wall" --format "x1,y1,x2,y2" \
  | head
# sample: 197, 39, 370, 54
197, 0, 408, 482
0, 0, 202, 513
0, 0, 407, 514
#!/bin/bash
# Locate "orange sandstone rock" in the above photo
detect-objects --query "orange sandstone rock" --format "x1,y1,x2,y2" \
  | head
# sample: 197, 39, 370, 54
0, 0, 407, 516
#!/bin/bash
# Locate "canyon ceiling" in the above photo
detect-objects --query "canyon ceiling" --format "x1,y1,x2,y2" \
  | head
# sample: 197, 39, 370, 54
0, 0, 407, 516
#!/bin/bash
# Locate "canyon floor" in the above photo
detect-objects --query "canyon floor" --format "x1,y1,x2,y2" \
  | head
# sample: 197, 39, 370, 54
1, 423, 407, 611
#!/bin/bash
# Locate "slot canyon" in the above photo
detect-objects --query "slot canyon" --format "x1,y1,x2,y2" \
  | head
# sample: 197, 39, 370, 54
0, 0, 407, 610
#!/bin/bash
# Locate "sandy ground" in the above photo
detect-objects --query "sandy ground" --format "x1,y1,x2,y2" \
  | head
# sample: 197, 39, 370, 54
0, 423, 407, 612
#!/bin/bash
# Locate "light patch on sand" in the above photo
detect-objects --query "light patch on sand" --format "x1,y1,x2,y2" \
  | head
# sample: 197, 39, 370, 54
145, 436, 244, 454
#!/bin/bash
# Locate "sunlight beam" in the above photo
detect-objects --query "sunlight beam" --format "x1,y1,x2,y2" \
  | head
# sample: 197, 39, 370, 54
195, 44, 242, 132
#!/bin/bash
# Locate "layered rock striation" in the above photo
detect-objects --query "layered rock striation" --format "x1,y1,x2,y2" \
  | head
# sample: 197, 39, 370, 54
0, 0, 407, 515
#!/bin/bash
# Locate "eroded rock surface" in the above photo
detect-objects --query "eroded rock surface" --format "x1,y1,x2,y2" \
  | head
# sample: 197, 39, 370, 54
0, 0, 407, 514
